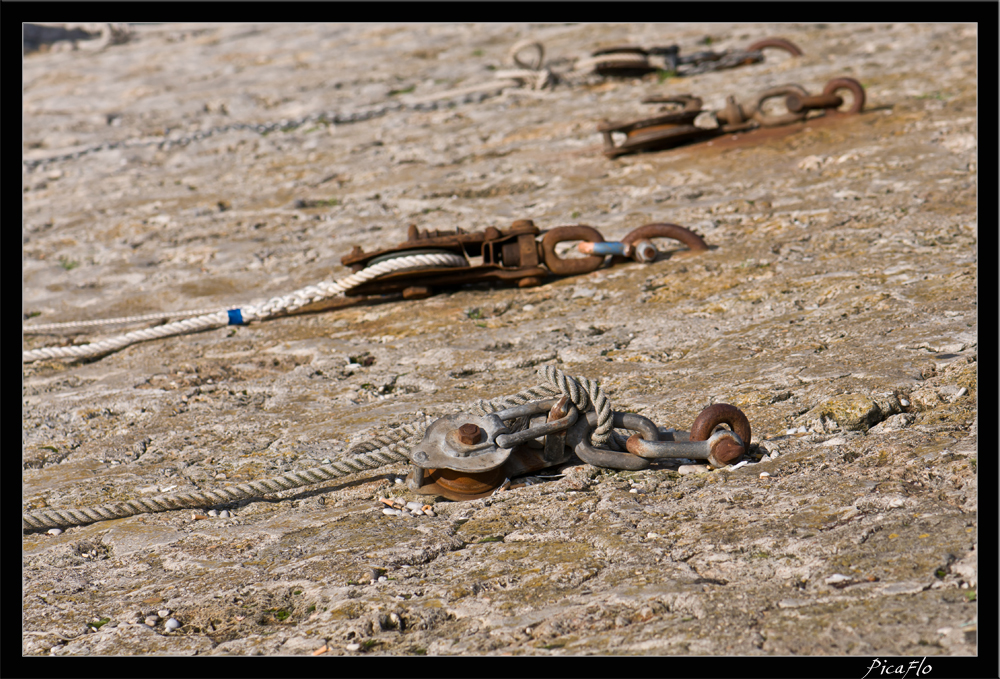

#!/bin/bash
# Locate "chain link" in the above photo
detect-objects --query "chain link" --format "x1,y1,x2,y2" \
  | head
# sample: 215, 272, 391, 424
22, 86, 509, 171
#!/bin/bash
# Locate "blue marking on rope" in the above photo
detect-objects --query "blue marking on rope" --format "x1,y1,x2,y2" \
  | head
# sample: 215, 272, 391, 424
227, 309, 244, 325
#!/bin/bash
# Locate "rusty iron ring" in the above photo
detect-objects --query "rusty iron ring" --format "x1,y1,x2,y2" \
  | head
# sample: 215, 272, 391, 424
745, 37, 804, 57
753, 84, 810, 127
541, 226, 606, 275
621, 223, 709, 255
690, 404, 752, 466
822, 77, 866, 115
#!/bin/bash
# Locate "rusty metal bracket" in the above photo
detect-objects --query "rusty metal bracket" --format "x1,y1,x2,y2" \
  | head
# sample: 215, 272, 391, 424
589, 37, 802, 78
341, 219, 548, 297
341, 217, 714, 297
599, 76, 866, 158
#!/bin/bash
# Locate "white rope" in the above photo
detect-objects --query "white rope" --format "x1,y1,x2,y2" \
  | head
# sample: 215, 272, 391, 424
23, 307, 227, 333
22, 367, 624, 531
22, 252, 467, 362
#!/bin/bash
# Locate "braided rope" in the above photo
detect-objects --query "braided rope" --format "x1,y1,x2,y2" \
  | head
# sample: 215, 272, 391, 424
21, 449, 409, 531
23, 307, 228, 333
22, 252, 467, 363
22, 368, 626, 531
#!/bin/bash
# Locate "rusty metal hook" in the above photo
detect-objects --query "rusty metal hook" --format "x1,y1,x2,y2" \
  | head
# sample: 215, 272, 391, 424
821, 77, 866, 115
622, 223, 709, 257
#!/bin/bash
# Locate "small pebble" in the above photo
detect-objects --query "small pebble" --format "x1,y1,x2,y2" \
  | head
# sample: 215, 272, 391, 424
345, 643, 362, 651
47, 528, 63, 536
410, 509, 424, 516
394, 477, 404, 484
158, 609, 171, 618
214, 473, 227, 480
759, 472, 771, 478
401, 510, 413, 518
424, 509, 436, 517
825, 573, 852, 585
164, 618, 181, 631
382, 508, 398, 516
207, 510, 219, 517
144, 616, 159, 627
219, 510, 230, 518
647, 532, 660, 539
405, 501, 423, 511
629, 488, 638, 494
900, 398, 910, 407
678, 465, 709, 475
378, 576, 388, 582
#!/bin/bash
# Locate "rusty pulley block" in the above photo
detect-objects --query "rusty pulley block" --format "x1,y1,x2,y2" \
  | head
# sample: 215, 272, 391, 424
406, 399, 752, 501
340, 219, 710, 298
599, 76, 866, 158
588, 37, 802, 78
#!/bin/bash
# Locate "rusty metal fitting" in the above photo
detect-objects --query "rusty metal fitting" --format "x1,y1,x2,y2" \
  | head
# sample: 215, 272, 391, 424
745, 37, 804, 57
690, 403, 752, 466
457, 423, 482, 445
821, 77, 866, 115
547, 396, 571, 422
410, 412, 512, 472
752, 84, 810, 127
494, 400, 578, 449
716, 95, 753, 126
631, 239, 657, 263
566, 410, 659, 471
621, 223, 709, 256
785, 92, 843, 114
707, 429, 746, 467
541, 225, 606, 275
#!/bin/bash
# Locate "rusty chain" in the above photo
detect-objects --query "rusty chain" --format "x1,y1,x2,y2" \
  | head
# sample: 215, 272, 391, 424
408, 395, 753, 501
599, 76, 867, 158
23, 36, 800, 171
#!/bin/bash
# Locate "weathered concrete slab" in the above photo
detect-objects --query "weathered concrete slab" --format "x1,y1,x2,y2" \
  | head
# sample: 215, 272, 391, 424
23, 22, 976, 656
